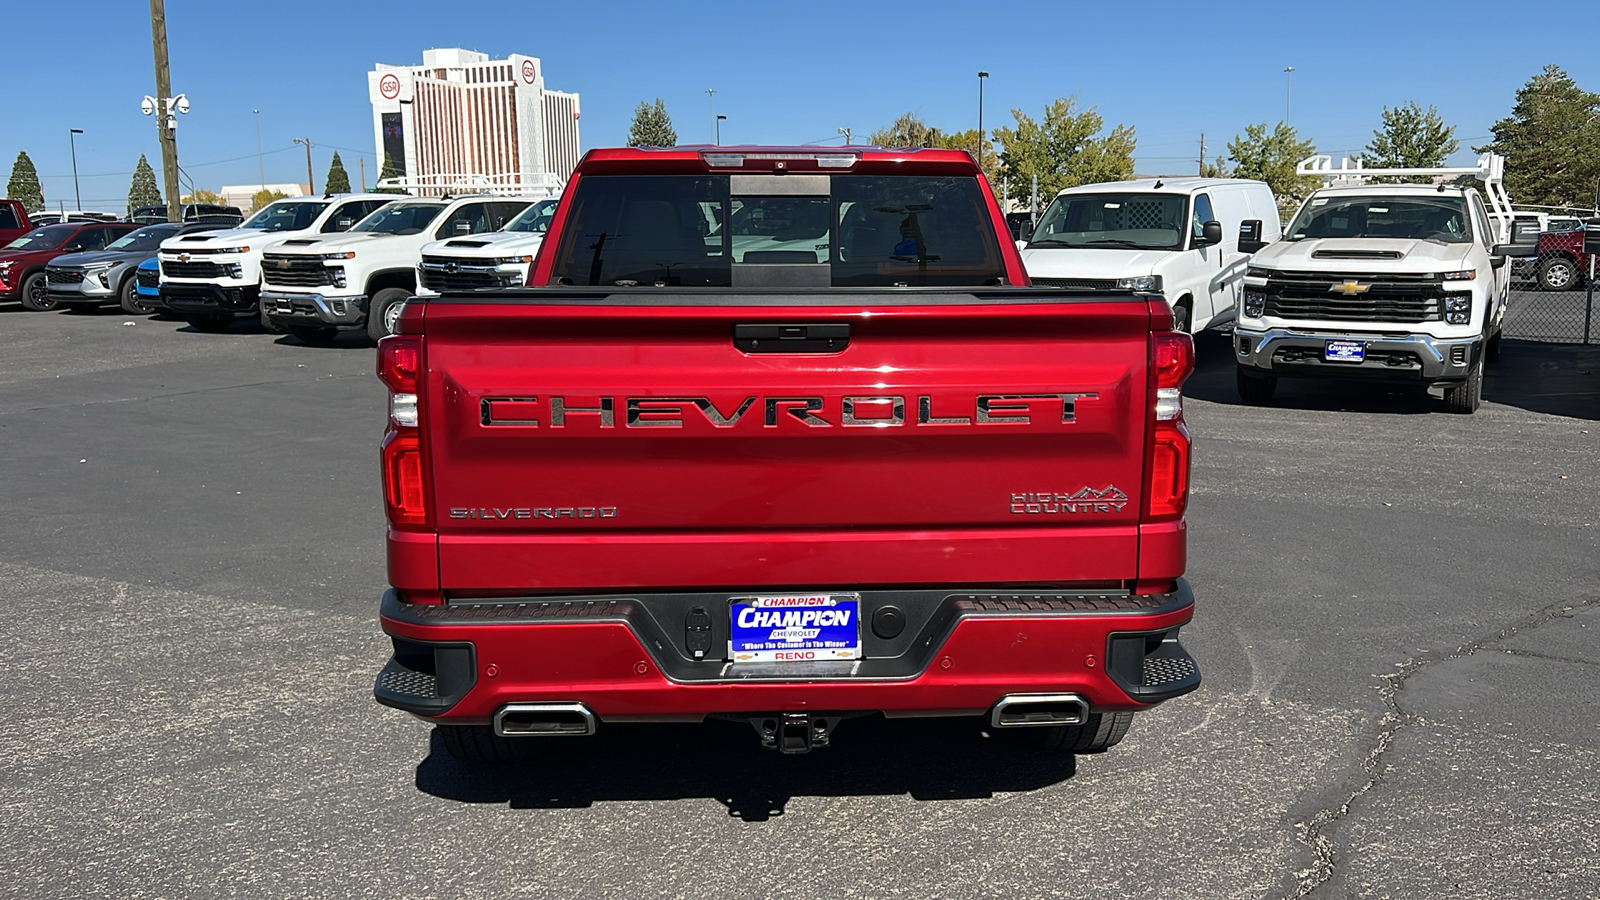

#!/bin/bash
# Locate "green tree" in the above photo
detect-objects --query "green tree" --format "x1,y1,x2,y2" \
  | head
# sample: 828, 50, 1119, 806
373, 153, 407, 194
870, 112, 945, 148
626, 98, 677, 148
251, 188, 289, 212
126, 154, 162, 215
1362, 102, 1459, 182
181, 188, 226, 205
1479, 64, 1600, 208
324, 152, 352, 194
993, 98, 1136, 203
1200, 156, 1230, 178
1226, 122, 1319, 214
7, 151, 44, 211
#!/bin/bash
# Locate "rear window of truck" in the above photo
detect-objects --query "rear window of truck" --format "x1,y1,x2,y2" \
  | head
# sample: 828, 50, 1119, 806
546, 174, 1006, 287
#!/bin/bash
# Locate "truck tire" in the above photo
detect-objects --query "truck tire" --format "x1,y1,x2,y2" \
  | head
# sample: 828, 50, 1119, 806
20, 272, 54, 311
259, 306, 286, 335
437, 724, 546, 764
1236, 367, 1277, 404
366, 287, 411, 343
1036, 712, 1134, 753
1442, 354, 1483, 414
1538, 256, 1578, 292
183, 314, 233, 333
119, 277, 154, 315
287, 325, 338, 345
1172, 297, 1193, 334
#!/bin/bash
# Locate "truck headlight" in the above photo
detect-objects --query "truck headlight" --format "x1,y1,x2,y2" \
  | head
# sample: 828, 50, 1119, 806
225, 263, 243, 279
1243, 290, 1266, 318
330, 267, 347, 288
493, 255, 534, 266
1441, 269, 1477, 281
1444, 295, 1471, 325
1115, 275, 1163, 292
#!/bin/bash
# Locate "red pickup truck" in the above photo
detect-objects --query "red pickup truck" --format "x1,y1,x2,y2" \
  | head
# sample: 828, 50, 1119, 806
373, 146, 1200, 761
0, 200, 33, 246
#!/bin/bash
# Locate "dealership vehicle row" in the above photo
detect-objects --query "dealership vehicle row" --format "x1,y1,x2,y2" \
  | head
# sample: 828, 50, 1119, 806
1, 148, 1595, 418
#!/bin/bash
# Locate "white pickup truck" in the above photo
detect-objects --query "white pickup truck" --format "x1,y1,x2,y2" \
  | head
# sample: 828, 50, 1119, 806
1235, 153, 1531, 414
260, 195, 537, 343
156, 194, 395, 331
414, 197, 559, 297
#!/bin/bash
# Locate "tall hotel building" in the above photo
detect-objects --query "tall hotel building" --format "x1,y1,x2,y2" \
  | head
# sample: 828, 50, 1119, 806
367, 48, 580, 192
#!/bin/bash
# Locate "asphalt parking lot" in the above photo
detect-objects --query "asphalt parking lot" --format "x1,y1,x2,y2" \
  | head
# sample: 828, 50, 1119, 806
1, 306, 1596, 899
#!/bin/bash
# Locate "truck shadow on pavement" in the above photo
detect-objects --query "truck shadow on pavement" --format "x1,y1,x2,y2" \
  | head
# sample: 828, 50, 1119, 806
414, 716, 1078, 821
1186, 332, 1600, 420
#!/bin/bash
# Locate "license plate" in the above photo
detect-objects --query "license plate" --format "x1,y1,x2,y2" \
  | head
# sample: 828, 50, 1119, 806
1324, 340, 1366, 363
728, 593, 862, 663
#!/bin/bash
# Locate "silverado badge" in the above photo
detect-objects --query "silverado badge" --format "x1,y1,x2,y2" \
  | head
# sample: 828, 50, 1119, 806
1329, 280, 1370, 296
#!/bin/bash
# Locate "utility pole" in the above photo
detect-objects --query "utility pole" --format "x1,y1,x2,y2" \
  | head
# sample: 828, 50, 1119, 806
69, 129, 84, 210
360, 157, 366, 192
149, 0, 180, 222
838, 127, 851, 146
295, 138, 315, 194
1284, 67, 1295, 125
705, 88, 716, 145
1198, 132, 1205, 176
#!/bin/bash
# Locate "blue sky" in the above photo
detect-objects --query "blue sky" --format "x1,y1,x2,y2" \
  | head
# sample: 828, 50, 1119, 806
5, 0, 1598, 211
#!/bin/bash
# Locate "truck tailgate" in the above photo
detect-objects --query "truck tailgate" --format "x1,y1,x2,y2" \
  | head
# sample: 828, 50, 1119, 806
422, 298, 1152, 592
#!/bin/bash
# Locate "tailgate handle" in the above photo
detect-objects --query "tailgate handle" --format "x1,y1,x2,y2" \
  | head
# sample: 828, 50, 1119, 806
734, 323, 850, 354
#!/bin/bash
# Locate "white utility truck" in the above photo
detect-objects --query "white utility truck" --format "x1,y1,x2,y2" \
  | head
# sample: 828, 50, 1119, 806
259, 186, 543, 344
414, 197, 560, 298
156, 194, 396, 332
1019, 178, 1281, 333
1235, 153, 1531, 414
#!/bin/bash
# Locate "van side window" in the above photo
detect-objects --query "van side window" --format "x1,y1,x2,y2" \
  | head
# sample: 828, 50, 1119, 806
1191, 194, 1215, 240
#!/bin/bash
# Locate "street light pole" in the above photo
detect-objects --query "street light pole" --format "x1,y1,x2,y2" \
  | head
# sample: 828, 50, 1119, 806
716, 114, 726, 146
977, 71, 989, 170
69, 129, 83, 210
705, 88, 716, 145
253, 109, 264, 188
1284, 66, 1295, 125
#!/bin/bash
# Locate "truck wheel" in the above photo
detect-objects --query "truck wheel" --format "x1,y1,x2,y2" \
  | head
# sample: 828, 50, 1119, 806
119, 277, 154, 315
1538, 256, 1577, 291
437, 724, 546, 764
259, 307, 287, 335
1172, 298, 1192, 334
183, 314, 233, 333
20, 272, 54, 311
366, 287, 411, 343
287, 325, 339, 345
1236, 367, 1277, 404
1034, 712, 1134, 753
1442, 355, 1483, 414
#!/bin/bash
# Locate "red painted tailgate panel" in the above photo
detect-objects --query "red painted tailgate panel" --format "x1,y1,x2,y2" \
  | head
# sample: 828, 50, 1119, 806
420, 300, 1151, 592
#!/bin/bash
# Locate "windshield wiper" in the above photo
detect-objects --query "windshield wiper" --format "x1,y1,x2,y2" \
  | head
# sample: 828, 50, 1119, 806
1084, 239, 1158, 248
1024, 239, 1071, 248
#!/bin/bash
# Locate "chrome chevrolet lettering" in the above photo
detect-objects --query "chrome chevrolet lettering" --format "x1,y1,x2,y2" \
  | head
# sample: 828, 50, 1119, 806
449, 506, 619, 520
480, 393, 1099, 427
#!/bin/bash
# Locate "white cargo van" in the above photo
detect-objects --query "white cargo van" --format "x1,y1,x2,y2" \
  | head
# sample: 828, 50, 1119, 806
1019, 178, 1281, 333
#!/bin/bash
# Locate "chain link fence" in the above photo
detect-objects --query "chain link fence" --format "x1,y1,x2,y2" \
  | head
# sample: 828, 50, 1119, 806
1503, 225, 1596, 344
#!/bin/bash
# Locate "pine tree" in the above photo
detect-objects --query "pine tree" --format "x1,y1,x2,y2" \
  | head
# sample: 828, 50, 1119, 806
325, 152, 352, 194
7, 151, 44, 211
626, 99, 677, 148
1362, 102, 1459, 183
373, 153, 407, 194
126, 154, 162, 215
1479, 65, 1600, 208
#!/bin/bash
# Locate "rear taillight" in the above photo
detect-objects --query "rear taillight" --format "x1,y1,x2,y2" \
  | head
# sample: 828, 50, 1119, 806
1145, 331, 1194, 521
378, 336, 430, 528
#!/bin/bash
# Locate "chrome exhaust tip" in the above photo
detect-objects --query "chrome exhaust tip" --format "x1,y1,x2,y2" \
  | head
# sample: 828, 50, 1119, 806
989, 693, 1089, 729
493, 702, 597, 737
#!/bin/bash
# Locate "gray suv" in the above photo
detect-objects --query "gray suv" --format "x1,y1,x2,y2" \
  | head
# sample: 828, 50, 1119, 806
48, 221, 228, 314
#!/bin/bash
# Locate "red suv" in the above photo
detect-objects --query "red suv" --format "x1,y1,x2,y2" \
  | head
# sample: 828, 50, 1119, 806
0, 221, 138, 310
1534, 225, 1593, 291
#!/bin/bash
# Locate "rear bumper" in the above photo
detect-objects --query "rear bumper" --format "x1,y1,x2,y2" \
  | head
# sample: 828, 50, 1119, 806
1235, 326, 1479, 383
374, 581, 1200, 723
262, 290, 368, 327
160, 282, 259, 316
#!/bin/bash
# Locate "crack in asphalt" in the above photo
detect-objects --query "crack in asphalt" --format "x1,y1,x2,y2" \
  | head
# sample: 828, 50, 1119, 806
1287, 594, 1600, 899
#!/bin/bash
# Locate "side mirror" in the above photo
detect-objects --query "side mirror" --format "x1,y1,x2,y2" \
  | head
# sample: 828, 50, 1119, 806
453, 221, 473, 235
64, 243, 84, 252
336, 218, 353, 229
1200, 220, 1224, 246
1585, 219, 1600, 255
1238, 219, 1267, 254
1488, 250, 1509, 268
1015, 239, 1029, 252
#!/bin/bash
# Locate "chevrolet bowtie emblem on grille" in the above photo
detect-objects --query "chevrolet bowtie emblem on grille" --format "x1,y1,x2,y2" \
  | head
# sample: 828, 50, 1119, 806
176, 253, 191, 263
276, 259, 291, 269
1329, 280, 1370, 296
